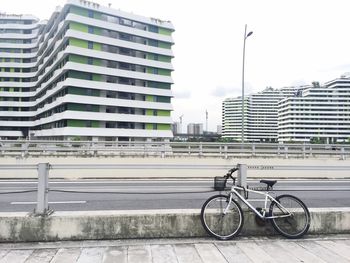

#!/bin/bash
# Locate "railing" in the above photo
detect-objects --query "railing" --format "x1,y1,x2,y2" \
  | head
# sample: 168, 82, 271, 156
1, 163, 350, 215
1, 140, 350, 159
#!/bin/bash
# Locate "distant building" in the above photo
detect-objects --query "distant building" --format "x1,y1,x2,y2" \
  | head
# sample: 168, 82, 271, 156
217, 125, 222, 135
222, 87, 300, 142
172, 122, 181, 135
187, 123, 203, 135
222, 74, 350, 143
278, 76, 350, 143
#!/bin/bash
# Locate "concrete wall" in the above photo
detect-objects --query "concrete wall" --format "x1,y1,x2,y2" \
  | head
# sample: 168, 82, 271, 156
1, 157, 350, 179
0, 208, 349, 242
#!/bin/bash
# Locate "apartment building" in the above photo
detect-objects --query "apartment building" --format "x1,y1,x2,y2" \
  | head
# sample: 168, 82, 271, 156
0, 0, 174, 141
222, 87, 298, 142
278, 76, 350, 143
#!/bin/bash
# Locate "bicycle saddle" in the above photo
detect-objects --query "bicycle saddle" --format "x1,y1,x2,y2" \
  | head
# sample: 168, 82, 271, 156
260, 179, 277, 188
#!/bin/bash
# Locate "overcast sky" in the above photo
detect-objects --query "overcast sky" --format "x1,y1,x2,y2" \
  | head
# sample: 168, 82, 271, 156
2, 0, 350, 131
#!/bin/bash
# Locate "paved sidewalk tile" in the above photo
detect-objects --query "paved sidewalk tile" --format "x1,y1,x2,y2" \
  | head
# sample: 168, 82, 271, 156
0, 235, 349, 262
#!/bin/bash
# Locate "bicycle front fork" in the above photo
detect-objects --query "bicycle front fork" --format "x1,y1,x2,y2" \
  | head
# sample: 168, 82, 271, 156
223, 193, 234, 215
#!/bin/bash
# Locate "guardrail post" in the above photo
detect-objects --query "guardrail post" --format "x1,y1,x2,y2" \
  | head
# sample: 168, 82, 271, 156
199, 142, 203, 157
252, 144, 256, 157
309, 146, 313, 157
35, 163, 50, 215
284, 146, 288, 159
341, 147, 345, 160
21, 142, 29, 158
237, 164, 247, 201
224, 145, 228, 159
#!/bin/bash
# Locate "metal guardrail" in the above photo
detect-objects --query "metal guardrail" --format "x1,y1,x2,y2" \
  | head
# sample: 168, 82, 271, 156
1, 140, 350, 159
1, 163, 350, 215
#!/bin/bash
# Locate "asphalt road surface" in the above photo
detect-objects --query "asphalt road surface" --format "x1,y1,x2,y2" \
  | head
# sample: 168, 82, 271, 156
0, 179, 349, 212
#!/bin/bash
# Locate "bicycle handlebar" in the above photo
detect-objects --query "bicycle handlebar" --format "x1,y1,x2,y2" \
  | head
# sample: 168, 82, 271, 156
225, 167, 238, 180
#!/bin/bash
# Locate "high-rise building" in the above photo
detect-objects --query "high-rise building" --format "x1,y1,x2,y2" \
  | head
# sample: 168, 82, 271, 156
222, 87, 299, 142
278, 76, 350, 143
0, 0, 174, 141
171, 121, 181, 135
187, 123, 203, 135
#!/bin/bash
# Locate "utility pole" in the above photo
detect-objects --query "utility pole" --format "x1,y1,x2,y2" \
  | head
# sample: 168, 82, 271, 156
179, 114, 184, 134
241, 24, 253, 143
205, 110, 208, 132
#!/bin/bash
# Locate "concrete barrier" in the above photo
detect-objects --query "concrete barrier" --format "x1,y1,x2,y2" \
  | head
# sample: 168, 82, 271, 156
2, 157, 350, 179
0, 208, 349, 242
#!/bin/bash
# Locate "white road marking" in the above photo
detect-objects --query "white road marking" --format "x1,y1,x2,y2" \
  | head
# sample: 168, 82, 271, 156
11, 201, 86, 205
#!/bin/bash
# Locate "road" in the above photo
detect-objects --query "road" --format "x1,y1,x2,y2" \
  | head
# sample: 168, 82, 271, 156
0, 179, 349, 212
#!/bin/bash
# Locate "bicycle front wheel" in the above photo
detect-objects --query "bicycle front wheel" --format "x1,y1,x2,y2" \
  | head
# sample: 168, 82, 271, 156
200, 194, 244, 240
269, 194, 310, 239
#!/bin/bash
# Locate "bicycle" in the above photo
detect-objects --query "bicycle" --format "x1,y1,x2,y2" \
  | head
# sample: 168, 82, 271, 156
200, 167, 311, 240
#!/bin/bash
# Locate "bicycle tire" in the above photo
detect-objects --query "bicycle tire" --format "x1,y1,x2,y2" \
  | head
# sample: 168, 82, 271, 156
269, 194, 310, 239
200, 194, 244, 240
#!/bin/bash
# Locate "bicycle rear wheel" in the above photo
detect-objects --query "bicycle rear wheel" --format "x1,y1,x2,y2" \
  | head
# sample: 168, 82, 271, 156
269, 194, 310, 239
200, 194, 244, 240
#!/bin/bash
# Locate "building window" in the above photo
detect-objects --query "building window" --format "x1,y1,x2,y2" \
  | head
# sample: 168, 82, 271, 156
88, 41, 93, 49
149, 25, 158, 33
88, 10, 94, 18
88, 26, 94, 34
148, 39, 158, 47
87, 57, 93, 65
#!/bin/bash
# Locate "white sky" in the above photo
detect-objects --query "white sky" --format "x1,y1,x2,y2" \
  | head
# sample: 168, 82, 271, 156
2, 0, 350, 131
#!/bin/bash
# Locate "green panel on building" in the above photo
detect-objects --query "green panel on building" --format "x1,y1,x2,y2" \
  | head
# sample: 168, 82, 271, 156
93, 42, 102, 50
159, 27, 172, 36
93, 58, 102, 66
158, 55, 171, 62
92, 74, 101, 81
69, 38, 88, 48
146, 95, 154, 101
67, 119, 86, 127
91, 120, 99, 127
145, 123, 154, 130
70, 5, 89, 16
146, 109, 154, 116
159, 41, 171, 49
148, 81, 171, 89
158, 110, 170, 116
68, 70, 90, 80
158, 69, 171, 76
70, 22, 88, 33
157, 124, 171, 130
157, 96, 171, 103
69, 54, 87, 64
67, 103, 86, 111
68, 86, 85, 95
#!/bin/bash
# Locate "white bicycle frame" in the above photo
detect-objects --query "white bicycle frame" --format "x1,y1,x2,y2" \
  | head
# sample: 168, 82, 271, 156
224, 185, 293, 219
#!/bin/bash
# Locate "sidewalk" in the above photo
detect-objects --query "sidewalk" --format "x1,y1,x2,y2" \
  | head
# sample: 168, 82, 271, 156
0, 235, 350, 263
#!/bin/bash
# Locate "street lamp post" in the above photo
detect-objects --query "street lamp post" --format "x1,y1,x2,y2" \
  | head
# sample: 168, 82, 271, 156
241, 24, 253, 143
